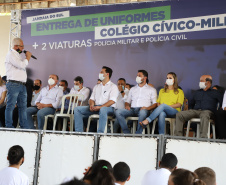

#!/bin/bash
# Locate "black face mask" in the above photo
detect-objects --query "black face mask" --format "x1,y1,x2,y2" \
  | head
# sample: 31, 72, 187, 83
16, 49, 22, 54
33, 85, 40, 90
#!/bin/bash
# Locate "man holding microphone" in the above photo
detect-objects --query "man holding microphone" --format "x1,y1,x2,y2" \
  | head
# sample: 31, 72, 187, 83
5, 38, 32, 129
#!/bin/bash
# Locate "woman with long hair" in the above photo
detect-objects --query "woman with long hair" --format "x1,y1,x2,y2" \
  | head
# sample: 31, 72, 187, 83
140, 72, 184, 134
168, 168, 206, 185
83, 160, 115, 185
0, 145, 29, 185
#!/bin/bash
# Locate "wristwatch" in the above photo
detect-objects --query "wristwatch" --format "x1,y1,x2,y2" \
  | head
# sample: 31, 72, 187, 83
120, 91, 124, 93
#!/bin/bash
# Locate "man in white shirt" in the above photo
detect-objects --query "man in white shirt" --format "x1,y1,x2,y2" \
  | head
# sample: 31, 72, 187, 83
115, 70, 157, 134
113, 162, 130, 185
142, 153, 178, 185
114, 78, 129, 133
69, 76, 90, 106
74, 66, 119, 133
5, 38, 32, 128
26, 74, 63, 129
31, 79, 42, 106
0, 145, 29, 185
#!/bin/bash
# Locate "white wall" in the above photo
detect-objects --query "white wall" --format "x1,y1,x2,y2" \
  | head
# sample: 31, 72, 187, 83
0, 15, 10, 76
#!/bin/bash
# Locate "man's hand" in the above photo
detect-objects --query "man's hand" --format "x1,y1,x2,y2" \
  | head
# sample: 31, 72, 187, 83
93, 106, 101, 111
224, 107, 226, 111
140, 106, 148, 110
37, 103, 45, 109
83, 167, 91, 176
25, 51, 32, 61
90, 105, 95, 112
125, 105, 130, 110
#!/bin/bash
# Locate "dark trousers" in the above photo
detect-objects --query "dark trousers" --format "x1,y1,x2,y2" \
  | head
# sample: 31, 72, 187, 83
215, 109, 226, 139
0, 106, 18, 127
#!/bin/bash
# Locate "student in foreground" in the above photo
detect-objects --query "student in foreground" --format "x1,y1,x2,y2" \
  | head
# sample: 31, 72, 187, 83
142, 153, 178, 185
113, 162, 130, 185
0, 145, 29, 185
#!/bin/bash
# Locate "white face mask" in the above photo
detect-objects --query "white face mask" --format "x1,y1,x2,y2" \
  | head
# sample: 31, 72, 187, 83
199, 82, 206, 89
166, 79, 174, 86
99, 73, 105, 81
74, 85, 80, 91
48, 78, 55, 86
59, 86, 64, 91
136, 76, 142, 84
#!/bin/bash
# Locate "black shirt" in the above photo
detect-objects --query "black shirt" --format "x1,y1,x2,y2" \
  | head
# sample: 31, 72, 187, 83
189, 88, 223, 112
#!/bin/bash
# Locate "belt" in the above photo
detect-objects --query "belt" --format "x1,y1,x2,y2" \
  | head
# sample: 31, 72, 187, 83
7, 80, 26, 86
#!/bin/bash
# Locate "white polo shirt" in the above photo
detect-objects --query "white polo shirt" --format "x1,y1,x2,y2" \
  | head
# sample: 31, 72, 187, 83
5, 49, 28, 83
69, 86, 90, 106
0, 167, 29, 185
126, 84, 157, 108
90, 81, 119, 108
31, 91, 41, 106
222, 91, 226, 109
141, 168, 171, 185
116, 88, 129, 109
35, 85, 63, 109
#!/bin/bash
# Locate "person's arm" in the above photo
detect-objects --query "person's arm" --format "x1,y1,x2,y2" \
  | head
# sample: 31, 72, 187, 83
0, 91, 6, 105
125, 89, 133, 110
93, 85, 119, 111
9, 50, 31, 69
125, 102, 131, 110
37, 103, 53, 109
51, 89, 64, 109
81, 88, 90, 103
89, 99, 95, 111
35, 90, 43, 105
169, 103, 182, 108
169, 89, 185, 109
93, 100, 115, 111
89, 86, 97, 111
189, 92, 196, 109
141, 88, 158, 111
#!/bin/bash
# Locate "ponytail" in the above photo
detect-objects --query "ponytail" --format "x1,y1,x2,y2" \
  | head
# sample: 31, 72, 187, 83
83, 160, 115, 185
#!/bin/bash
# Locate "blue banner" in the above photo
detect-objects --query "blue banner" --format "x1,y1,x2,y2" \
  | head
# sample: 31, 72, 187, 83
21, 0, 226, 100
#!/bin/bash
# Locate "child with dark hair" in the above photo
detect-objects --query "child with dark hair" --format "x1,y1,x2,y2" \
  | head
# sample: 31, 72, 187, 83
0, 145, 29, 185
83, 160, 115, 185
113, 162, 130, 185
168, 169, 206, 185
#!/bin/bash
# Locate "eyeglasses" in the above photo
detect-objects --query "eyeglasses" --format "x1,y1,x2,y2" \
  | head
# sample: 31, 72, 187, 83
17, 45, 24, 47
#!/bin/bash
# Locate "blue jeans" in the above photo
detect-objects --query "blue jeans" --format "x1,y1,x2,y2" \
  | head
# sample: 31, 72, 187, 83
146, 104, 178, 134
27, 107, 56, 129
5, 82, 28, 128
115, 108, 149, 134
74, 106, 114, 133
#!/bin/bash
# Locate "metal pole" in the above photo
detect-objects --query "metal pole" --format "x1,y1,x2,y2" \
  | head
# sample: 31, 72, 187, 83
33, 131, 42, 185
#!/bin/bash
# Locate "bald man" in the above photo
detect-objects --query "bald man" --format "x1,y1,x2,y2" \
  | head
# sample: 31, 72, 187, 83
174, 75, 223, 138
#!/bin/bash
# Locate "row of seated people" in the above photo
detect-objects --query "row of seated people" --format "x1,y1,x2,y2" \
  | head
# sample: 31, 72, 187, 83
0, 145, 217, 185
0, 66, 225, 138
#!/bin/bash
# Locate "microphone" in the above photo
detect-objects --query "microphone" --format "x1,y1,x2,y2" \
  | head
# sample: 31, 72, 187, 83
23, 50, 37, 60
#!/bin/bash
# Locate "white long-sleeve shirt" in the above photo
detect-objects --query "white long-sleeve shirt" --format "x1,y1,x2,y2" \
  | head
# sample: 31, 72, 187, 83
5, 49, 28, 83
35, 85, 63, 109
126, 84, 157, 108
69, 86, 90, 106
